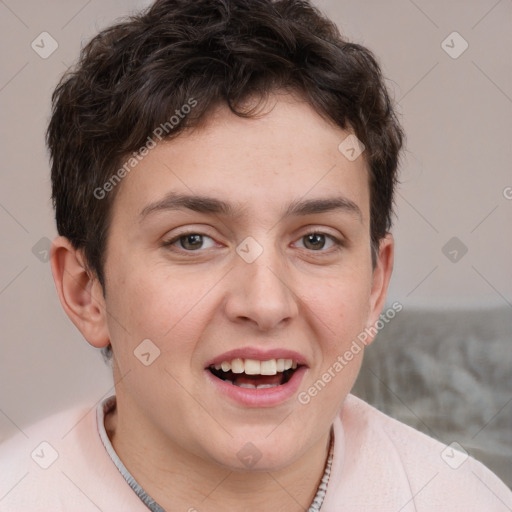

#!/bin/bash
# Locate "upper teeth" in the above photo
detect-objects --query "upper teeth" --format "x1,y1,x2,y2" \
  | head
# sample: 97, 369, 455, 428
214, 358, 298, 375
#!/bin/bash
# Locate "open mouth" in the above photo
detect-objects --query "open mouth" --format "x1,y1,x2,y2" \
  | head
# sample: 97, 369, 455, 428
208, 358, 301, 389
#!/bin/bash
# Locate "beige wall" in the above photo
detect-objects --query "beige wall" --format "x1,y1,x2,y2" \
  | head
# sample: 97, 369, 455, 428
0, 0, 511, 435
319, 0, 512, 309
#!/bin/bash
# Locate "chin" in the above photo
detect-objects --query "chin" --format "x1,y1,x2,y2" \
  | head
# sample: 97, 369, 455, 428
204, 433, 304, 473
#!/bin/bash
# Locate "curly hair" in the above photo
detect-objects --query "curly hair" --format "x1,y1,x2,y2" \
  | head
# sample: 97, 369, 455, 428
47, 0, 403, 289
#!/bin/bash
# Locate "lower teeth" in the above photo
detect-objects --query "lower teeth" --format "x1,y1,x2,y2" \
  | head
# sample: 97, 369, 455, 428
208, 367, 296, 387
236, 383, 279, 389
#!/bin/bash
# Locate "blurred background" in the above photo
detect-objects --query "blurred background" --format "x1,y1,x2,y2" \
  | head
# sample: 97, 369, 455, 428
0, 0, 511, 486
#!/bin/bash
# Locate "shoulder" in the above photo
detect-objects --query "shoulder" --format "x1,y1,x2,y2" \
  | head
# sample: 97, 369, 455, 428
324, 395, 512, 512
0, 401, 144, 511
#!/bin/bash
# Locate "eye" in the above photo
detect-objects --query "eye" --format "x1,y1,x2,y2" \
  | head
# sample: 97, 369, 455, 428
163, 233, 217, 251
295, 232, 341, 251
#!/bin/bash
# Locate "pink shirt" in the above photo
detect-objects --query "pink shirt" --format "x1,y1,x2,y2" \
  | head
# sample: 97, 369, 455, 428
1, 394, 511, 511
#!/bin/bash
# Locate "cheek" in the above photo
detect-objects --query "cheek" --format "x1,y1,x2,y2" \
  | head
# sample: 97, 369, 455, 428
300, 283, 369, 415
104, 260, 218, 362
305, 269, 372, 345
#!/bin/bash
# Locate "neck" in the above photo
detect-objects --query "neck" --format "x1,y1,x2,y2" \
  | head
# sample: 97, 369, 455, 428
105, 397, 332, 512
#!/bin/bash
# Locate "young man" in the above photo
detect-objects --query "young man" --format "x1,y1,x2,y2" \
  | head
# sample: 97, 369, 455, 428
1, 0, 510, 510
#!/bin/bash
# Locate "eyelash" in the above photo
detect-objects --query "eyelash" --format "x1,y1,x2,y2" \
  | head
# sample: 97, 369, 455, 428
162, 231, 345, 254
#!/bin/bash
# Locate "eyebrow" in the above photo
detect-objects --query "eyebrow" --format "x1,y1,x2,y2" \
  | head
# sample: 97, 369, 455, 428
285, 196, 362, 221
139, 193, 242, 220
139, 192, 362, 222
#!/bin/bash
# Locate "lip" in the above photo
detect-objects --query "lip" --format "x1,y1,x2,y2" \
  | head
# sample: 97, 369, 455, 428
205, 365, 307, 407
205, 348, 309, 368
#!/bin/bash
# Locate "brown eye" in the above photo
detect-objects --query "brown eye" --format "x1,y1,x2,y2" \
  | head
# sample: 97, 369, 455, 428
303, 233, 327, 250
294, 232, 343, 253
163, 233, 217, 251
179, 234, 204, 250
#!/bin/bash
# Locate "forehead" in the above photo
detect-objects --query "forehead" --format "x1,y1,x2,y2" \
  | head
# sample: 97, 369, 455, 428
110, 95, 370, 224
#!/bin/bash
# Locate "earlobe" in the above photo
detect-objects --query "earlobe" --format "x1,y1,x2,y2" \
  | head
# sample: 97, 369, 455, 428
50, 236, 110, 348
365, 234, 395, 344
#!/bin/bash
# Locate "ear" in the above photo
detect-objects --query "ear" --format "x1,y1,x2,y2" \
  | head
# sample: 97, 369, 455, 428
364, 233, 395, 345
50, 236, 110, 348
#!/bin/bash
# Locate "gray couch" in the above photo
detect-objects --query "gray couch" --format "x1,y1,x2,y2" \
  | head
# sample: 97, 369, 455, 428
352, 306, 512, 488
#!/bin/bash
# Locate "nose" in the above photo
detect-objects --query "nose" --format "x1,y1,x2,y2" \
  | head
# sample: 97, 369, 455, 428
224, 244, 299, 332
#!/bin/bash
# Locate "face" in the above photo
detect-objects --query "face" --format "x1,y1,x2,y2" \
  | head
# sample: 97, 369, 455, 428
99, 94, 392, 471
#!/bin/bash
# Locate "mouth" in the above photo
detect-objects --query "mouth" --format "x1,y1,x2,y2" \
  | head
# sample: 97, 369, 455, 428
208, 358, 302, 389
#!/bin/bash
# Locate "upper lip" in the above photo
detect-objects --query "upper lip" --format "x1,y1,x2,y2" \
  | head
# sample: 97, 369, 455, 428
205, 348, 309, 369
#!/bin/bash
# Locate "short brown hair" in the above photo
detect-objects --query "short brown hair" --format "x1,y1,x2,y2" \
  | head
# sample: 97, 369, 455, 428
47, 0, 403, 288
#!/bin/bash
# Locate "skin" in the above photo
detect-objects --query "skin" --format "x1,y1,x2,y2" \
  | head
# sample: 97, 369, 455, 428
51, 93, 393, 512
